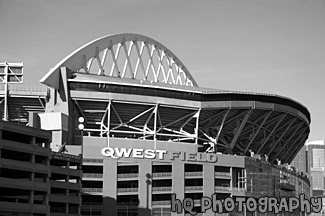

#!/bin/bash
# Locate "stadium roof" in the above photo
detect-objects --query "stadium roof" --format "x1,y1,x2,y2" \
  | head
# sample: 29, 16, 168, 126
38, 33, 311, 164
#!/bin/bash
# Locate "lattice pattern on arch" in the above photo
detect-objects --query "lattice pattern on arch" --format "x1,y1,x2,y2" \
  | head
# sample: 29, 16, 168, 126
40, 33, 198, 88
81, 40, 195, 87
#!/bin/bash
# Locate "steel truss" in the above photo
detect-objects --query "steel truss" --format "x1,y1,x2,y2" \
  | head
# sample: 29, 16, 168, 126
41, 33, 197, 89
74, 99, 309, 164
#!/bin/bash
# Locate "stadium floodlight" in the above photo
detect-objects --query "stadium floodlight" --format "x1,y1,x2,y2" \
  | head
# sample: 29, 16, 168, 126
78, 117, 85, 159
0, 62, 24, 121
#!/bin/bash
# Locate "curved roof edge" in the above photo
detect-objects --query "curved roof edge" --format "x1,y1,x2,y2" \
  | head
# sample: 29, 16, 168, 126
40, 33, 198, 89
68, 73, 311, 124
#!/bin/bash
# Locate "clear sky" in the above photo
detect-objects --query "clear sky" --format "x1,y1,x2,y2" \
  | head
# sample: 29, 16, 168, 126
0, 0, 324, 142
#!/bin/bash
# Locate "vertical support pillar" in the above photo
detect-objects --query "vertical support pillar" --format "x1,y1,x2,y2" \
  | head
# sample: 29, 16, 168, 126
31, 136, 36, 145
3, 64, 8, 121
153, 104, 158, 149
195, 109, 200, 146
103, 158, 117, 216
203, 163, 215, 216
29, 191, 34, 204
30, 153, 35, 205
172, 162, 184, 216
107, 100, 111, 147
230, 167, 233, 192
138, 160, 152, 215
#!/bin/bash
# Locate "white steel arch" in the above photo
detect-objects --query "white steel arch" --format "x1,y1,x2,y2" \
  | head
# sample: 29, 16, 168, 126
40, 33, 198, 89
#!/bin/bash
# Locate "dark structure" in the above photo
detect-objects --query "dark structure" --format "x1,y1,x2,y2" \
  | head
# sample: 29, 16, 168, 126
0, 120, 82, 216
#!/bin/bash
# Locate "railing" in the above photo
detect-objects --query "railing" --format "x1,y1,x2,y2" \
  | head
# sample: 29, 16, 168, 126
152, 172, 172, 177
232, 187, 246, 192
152, 186, 172, 192
185, 186, 203, 191
83, 173, 103, 178
82, 188, 103, 193
0, 85, 48, 93
214, 186, 231, 191
152, 200, 171, 206
193, 199, 201, 205
214, 172, 231, 177
81, 205, 103, 211
83, 158, 103, 163
117, 173, 139, 178
117, 188, 138, 193
184, 172, 203, 177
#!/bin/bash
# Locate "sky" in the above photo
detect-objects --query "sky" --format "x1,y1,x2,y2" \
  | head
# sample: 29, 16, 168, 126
0, 0, 324, 142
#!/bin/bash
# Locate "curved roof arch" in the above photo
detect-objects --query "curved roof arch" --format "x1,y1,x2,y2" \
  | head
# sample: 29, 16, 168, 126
40, 33, 198, 89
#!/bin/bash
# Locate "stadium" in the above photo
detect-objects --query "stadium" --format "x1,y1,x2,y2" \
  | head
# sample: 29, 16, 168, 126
1, 33, 311, 216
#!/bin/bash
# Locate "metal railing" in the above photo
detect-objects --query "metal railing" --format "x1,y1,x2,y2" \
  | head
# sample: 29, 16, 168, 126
152, 172, 172, 177
117, 188, 138, 193
152, 200, 171, 205
184, 172, 203, 177
0, 85, 48, 93
184, 186, 203, 191
83, 173, 103, 178
214, 186, 231, 191
82, 188, 103, 193
83, 158, 103, 163
152, 186, 172, 192
214, 171, 231, 177
232, 187, 246, 192
117, 173, 139, 178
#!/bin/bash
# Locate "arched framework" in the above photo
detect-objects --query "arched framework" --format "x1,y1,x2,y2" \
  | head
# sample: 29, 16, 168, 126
40, 33, 197, 89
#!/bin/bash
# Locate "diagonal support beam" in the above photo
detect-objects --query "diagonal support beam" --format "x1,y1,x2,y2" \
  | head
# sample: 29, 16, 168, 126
111, 106, 155, 130
109, 42, 121, 77
200, 109, 229, 130
287, 134, 309, 163
230, 109, 253, 150
159, 111, 198, 129
256, 113, 287, 154
278, 127, 308, 163
165, 56, 176, 84
223, 111, 250, 128
271, 122, 304, 163
145, 44, 157, 81
134, 41, 146, 79
156, 49, 168, 83
244, 110, 272, 154
210, 109, 230, 152
266, 117, 297, 156
121, 40, 134, 78
110, 103, 123, 125
74, 100, 88, 123
98, 48, 108, 75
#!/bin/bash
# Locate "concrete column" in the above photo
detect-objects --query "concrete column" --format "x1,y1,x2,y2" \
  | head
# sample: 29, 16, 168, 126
203, 163, 215, 216
30, 154, 35, 163
138, 160, 152, 215
103, 158, 117, 216
66, 203, 69, 214
30, 136, 36, 145
29, 154, 35, 205
172, 161, 184, 216
29, 191, 34, 204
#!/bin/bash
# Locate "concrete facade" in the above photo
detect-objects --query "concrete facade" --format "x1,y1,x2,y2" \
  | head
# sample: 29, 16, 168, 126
0, 120, 82, 216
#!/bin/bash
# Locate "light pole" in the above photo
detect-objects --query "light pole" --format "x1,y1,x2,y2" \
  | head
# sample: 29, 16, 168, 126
78, 117, 85, 159
0, 62, 23, 121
